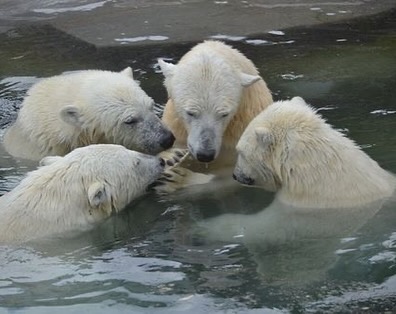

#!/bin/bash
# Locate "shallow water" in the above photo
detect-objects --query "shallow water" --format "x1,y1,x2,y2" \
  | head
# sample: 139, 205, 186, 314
0, 10, 396, 313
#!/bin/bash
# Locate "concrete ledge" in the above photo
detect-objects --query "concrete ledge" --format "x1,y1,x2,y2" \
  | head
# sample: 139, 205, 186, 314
1, 0, 395, 47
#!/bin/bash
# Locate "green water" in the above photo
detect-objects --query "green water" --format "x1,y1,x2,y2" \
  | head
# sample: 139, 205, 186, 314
0, 11, 395, 314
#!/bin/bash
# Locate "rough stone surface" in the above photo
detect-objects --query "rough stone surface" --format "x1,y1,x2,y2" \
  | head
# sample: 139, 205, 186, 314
0, 0, 395, 47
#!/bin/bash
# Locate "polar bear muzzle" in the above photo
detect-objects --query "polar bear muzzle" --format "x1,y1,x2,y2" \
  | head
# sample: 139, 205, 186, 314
233, 169, 255, 186
159, 129, 175, 150
187, 127, 220, 163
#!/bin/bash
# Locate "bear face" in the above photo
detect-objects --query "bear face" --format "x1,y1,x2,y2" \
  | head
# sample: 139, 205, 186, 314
0, 144, 167, 244
159, 51, 260, 163
234, 97, 396, 208
39, 144, 166, 217
59, 68, 175, 155
234, 97, 330, 192
3, 68, 175, 161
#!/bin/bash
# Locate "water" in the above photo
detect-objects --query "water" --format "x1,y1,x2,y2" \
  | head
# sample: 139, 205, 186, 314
0, 9, 396, 313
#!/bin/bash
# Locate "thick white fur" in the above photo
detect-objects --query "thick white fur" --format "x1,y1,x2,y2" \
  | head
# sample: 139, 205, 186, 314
158, 40, 273, 168
200, 97, 396, 283
0, 144, 164, 244
234, 97, 396, 208
155, 40, 273, 193
3, 68, 172, 161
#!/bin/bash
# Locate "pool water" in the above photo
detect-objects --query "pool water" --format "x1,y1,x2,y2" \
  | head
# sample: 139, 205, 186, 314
0, 10, 395, 314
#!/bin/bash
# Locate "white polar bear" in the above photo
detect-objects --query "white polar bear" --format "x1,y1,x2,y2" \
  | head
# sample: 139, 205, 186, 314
199, 97, 396, 283
3, 68, 175, 161
233, 96, 396, 209
158, 40, 273, 168
0, 144, 168, 244
201, 97, 396, 240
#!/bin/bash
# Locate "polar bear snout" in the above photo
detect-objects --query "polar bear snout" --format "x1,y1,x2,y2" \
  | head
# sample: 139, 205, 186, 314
196, 150, 216, 163
188, 127, 220, 163
159, 130, 175, 150
233, 170, 255, 186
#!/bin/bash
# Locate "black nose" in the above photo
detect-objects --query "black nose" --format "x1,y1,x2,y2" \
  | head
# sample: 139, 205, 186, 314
196, 150, 216, 163
159, 157, 165, 167
160, 132, 175, 149
233, 172, 254, 185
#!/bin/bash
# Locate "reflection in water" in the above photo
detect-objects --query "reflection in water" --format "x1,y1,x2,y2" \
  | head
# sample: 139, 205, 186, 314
200, 197, 393, 285
0, 9, 395, 313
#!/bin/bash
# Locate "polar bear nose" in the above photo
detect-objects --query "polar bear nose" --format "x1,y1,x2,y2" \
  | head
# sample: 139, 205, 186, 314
233, 172, 255, 185
196, 150, 216, 163
160, 132, 175, 149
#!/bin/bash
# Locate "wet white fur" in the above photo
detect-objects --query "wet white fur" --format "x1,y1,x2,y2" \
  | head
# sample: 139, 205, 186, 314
0, 144, 163, 244
3, 68, 165, 161
158, 40, 272, 166
201, 97, 396, 283
235, 97, 396, 208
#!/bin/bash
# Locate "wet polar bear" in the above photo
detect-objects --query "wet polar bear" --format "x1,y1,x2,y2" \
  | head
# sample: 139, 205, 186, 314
199, 97, 396, 283
3, 68, 174, 161
202, 97, 396, 243
158, 40, 273, 168
0, 144, 188, 244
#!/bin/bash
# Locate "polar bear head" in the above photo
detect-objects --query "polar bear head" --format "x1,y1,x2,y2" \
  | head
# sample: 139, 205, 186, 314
158, 55, 260, 162
60, 68, 175, 155
39, 144, 166, 218
233, 97, 328, 192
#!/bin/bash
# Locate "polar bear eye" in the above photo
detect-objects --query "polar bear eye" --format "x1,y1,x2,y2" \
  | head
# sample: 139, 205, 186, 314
186, 110, 197, 118
124, 117, 139, 125
220, 112, 229, 118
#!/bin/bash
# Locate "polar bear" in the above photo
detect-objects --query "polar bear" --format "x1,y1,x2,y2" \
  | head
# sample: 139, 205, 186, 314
233, 96, 396, 209
158, 40, 273, 168
3, 68, 175, 161
201, 97, 396, 240
0, 144, 189, 244
199, 97, 396, 284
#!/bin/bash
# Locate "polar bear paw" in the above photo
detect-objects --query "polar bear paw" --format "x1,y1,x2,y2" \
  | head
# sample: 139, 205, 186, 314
157, 148, 189, 168
152, 148, 215, 194
153, 166, 215, 195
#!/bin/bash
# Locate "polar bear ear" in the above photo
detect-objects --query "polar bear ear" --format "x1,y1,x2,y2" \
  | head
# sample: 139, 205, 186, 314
120, 67, 134, 79
240, 73, 261, 87
158, 59, 176, 78
39, 156, 63, 167
60, 105, 82, 127
88, 181, 111, 210
255, 127, 273, 148
291, 96, 306, 105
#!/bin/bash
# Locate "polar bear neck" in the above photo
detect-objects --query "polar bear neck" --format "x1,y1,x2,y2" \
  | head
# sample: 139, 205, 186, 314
223, 79, 273, 150
278, 130, 396, 209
